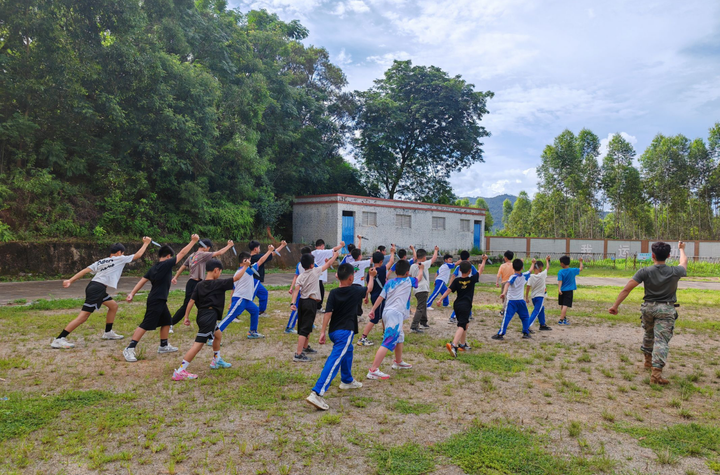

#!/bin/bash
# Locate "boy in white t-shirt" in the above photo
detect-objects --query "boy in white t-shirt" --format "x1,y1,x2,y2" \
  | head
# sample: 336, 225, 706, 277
216, 246, 275, 342
409, 246, 438, 333
525, 256, 553, 332
492, 259, 532, 341
366, 259, 422, 380
312, 239, 344, 311
51, 237, 152, 349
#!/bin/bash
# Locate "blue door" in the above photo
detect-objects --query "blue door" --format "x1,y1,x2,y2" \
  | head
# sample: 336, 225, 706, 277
342, 213, 355, 254
473, 222, 482, 251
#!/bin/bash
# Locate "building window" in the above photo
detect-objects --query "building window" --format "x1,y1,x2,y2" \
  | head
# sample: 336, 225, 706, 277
396, 214, 411, 228
460, 219, 471, 232
362, 211, 377, 227
432, 217, 446, 230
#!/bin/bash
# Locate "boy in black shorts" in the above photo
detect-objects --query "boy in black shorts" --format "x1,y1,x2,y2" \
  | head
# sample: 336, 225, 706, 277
437, 255, 488, 357
557, 256, 583, 325
290, 250, 340, 362
172, 258, 251, 381
122, 234, 199, 362
51, 237, 152, 349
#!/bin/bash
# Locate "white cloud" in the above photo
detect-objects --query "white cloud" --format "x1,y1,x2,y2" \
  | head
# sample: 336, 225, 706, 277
333, 0, 371, 16
365, 51, 410, 66
598, 132, 638, 159
336, 48, 352, 65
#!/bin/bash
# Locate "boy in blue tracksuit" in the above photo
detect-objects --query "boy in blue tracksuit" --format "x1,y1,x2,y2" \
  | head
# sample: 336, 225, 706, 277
447, 250, 478, 324
357, 246, 396, 347
306, 263, 375, 411
249, 239, 287, 317
427, 254, 454, 308
492, 259, 532, 341
557, 256, 584, 325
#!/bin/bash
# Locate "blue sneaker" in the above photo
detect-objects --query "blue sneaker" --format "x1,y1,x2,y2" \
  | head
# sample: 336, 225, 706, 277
210, 357, 232, 369
284, 328, 297, 334
247, 331, 265, 340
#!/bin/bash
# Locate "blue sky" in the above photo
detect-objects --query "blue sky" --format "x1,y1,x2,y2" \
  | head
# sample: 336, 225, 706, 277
232, 0, 720, 198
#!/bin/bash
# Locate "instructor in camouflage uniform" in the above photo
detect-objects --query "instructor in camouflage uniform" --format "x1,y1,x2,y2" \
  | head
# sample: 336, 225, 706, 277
608, 241, 687, 385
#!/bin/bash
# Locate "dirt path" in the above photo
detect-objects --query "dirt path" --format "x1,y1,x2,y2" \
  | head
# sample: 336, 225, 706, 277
1, 272, 719, 305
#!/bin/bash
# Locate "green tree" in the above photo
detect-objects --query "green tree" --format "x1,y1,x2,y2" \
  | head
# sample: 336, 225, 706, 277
473, 197, 493, 232
354, 60, 493, 201
507, 191, 532, 236
501, 199, 513, 231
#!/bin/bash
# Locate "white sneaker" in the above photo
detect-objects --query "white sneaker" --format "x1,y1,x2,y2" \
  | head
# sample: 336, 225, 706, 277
169, 326, 174, 334
427, 306, 435, 311
102, 330, 124, 340
392, 361, 413, 370
157, 344, 178, 354
123, 347, 137, 362
306, 391, 329, 410
357, 337, 374, 346
366, 368, 390, 380
339, 380, 363, 390
258, 312, 268, 318
50, 337, 74, 349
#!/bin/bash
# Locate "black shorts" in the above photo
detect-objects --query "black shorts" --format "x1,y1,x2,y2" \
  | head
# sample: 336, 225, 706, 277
370, 294, 384, 324
139, 299, 172, 331
82, 281, 112, 313
297, 298, 317, 338
558, 290, 574, 308
454, 303, 471, 330
195, 308, 220, 343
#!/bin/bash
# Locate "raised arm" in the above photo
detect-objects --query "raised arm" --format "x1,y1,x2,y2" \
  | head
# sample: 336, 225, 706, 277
578, 257, 584, 273
332, 241, 345, 252
545, 255, 551, 271
63, 267, 93, 288
132, 236, 153, 261
608, 280, 640, 314
409, 245, 417, 261
416, 262, 425, 284
478, 254, 488, 275
212, 240, 235, 258
126, 277, 150, 302
356, 235, 362, 249
427, 246, 439, 266
366, 267, 377, 295
276, 240, 288, 252
678, 241, 688, 269
256, 245, 276, 267
320, 250, 340, 272
384, 244, 396, 270
233, 259, 251, 282
176, 234, 200, 263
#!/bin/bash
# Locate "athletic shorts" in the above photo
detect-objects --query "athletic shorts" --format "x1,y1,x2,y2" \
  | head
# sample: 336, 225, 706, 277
558, 290, 574, 308
381, 308, 405, 351
297, 298, 317, 338
196, 308, 220, 343
82, 281, 112, 313
454, 303, 471, 330
369, 294, 384, 324
139, 299, 172, 331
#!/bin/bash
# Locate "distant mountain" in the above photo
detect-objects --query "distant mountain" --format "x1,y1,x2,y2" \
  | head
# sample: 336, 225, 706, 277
462, 194, 517, 232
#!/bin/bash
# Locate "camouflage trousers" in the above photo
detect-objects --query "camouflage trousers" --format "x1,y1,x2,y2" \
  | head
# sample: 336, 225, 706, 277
640, 302, 678, 369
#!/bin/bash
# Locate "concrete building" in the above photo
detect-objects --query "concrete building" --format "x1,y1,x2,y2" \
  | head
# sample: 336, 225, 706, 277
293, 194, 486, 253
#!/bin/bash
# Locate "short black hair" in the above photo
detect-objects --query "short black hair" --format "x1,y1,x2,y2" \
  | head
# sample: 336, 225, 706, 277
248, 240, 260, 251
301, 246, 312, 254
534, 261, 544, 270
416, 248, 427, 259
315, 239, 325, 247
301, 253, 315, 270
372, 251, 384, 264
459, 260, 472, 274
110, 243, 126, 254
394, 259, 410, 276
206, 259, 223, 272
158, 245, 175, 258
347, 243, 356, 253
459, 250, 470, 260
652, 242, 671, 261
512, 258, 524, 271
337, 263, 354, 281
351, 248, 362, 260
377, 245, 386, 253
504, 250, 514, 261
559, 255, 570, 265
443, 254, 453, 261
238, 251, 251, 261
199, 239, 212, 249
397, 249, 407, 259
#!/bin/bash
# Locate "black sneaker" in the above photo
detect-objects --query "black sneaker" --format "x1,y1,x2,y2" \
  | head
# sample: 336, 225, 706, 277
420, 323, 430, 329
293, 353, 311, 362
458, 343, 472, 351
522, 332, 532, 339
410, 328, 424, 334
528, 329, 535, 334
491, 334, 504, 341
539, 325, 552, 331
303, 346, 318, 354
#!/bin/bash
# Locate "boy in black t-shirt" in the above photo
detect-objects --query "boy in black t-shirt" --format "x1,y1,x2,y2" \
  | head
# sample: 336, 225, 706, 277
172, 258, 251, 381
357, 246, 395, 347
306, 263, 376, 411
123, 234, 199, 362
437, 255, 488, 357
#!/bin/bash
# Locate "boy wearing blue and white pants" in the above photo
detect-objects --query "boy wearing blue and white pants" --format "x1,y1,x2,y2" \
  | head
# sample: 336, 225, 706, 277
306, 263, 374, 411
492, 259, 532, 341
427, 254, 454, 308
217, 246, 274, 339
525, 256, 553, 332
248, 240, 287, 316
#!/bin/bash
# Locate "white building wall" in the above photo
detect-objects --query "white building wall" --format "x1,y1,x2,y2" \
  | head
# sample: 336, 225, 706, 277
488, 238, 528, 254
649, 241, 695, 258
292, 202, 340, 246
569, 240, 605, 255
530, 239, 565, 254
698, 242, 720, 258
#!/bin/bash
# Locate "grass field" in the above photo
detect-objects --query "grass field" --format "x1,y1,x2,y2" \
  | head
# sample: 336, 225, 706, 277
2, 281, 720, 474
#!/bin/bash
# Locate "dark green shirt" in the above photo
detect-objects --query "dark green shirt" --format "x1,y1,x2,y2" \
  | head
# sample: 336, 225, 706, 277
632, 264, 687, 303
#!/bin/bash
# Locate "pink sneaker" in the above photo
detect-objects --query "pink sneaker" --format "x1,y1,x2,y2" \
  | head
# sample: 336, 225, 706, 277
172, 369, 198, 381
